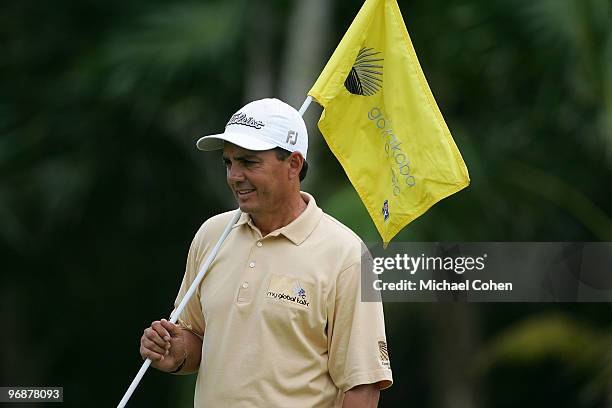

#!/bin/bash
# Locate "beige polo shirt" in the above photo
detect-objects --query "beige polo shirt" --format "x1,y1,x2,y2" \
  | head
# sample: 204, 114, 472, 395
174, 192, 393, 408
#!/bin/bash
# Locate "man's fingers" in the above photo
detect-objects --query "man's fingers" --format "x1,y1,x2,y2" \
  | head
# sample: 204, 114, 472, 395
140, 344, 165, 362
151, 321, 172, 342
142, 337, 169, 356
160, 319, 180, 338
144, 326, 170, 349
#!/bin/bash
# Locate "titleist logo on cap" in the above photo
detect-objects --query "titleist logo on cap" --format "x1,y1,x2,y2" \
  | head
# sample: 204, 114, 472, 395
226, 112, 266, 129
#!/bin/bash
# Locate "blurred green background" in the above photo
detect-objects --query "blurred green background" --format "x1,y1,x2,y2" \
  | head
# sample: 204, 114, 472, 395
2, 0, 612, 406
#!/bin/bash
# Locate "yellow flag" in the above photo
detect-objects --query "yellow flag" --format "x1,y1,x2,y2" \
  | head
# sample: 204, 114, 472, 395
308, 0, 470, 244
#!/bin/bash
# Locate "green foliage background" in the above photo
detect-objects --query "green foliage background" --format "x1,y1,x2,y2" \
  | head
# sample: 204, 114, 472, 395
1, 0, 611, 407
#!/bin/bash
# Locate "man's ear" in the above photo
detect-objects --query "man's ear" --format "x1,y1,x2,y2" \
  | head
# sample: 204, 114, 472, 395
287, 152, 304, 180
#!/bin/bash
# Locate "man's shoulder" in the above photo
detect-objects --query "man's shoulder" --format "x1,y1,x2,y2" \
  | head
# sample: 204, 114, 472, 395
312, 210, 365, 264
204, 209, 241, 228
318, 211, 363, 245
194, 209, 240, 242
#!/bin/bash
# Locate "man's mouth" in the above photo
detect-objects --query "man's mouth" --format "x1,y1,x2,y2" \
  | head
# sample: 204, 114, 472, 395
236, 188, 256, 197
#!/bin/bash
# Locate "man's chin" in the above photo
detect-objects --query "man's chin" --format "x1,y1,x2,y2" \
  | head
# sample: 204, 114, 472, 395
234, 191, 260, 214
236, 200, 257, 214
237, 203, 251, 213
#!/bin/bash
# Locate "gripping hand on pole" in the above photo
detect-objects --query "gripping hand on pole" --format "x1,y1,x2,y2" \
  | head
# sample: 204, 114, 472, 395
140, 319, 186, 373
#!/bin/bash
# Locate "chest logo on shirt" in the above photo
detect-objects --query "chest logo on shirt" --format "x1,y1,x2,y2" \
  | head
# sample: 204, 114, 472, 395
267, 274, 312, 308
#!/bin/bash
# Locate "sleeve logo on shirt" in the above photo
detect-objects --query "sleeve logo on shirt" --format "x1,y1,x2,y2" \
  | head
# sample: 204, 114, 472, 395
267, 274, 312, 308
378, 340, 390, 367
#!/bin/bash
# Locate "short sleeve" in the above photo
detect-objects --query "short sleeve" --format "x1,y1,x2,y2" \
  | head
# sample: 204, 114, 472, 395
173, 225, 206, 338
327, 260, 393, 392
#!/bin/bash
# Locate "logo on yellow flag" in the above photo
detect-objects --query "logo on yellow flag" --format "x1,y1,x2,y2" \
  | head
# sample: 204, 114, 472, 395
308, 0, 470, 244
344, 47, 383, 96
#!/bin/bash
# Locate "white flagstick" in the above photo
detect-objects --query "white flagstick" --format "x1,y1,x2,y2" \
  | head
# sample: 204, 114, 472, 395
117, 96, 313, 408
117, 209, 241, 408
298, 95, 313, 116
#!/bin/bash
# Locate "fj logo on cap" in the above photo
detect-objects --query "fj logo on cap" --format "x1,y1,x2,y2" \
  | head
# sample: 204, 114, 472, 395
227, 112, 266, 129
286, 130, 298, 145
344, 47, 383, 96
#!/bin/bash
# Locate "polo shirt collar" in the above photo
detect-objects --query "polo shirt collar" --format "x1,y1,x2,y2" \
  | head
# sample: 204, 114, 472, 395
232, 191, 323, 245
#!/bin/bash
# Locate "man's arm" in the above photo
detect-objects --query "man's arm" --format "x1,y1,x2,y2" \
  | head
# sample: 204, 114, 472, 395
169, 326, 202, 375
140, 319, 203, 375
342, 383, 380, 408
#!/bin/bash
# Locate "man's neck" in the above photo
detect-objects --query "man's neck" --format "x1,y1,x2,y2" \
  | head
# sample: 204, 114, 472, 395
251, 192, 307, 236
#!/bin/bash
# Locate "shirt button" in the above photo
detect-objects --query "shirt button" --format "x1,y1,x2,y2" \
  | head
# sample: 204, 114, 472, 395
249, 261, 255, 268
256, 241, 263, 247
242, 282, 249, 289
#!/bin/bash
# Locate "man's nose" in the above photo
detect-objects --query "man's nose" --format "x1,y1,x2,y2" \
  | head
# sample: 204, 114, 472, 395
227, 164, 245, 182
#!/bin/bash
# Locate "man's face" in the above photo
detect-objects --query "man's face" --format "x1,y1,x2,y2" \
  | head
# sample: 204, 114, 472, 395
222, 143, 291, 216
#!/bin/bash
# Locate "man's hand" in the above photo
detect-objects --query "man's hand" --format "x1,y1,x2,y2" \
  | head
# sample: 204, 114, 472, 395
140, 319, 186, 372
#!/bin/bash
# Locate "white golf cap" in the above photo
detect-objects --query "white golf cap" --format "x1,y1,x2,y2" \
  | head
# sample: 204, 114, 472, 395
196, 98, 308, 159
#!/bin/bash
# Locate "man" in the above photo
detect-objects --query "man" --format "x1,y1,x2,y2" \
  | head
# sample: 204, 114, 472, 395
140, 98, 393, 407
